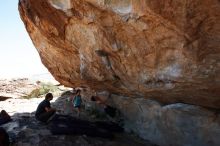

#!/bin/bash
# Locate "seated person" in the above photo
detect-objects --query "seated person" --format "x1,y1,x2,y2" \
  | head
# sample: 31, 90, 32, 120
91, 96, 117, 118
35, 93, 56, 123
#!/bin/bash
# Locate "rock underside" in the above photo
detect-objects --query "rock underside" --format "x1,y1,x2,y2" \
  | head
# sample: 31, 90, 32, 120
18, 0, 220, 109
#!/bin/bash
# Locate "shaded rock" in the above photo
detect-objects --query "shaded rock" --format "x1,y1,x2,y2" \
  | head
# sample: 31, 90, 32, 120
0, 127, 9, 146
0, 92, 154, 146
1, 112, 152, 146
0, 96, 12, 101
112, 94, 220, 146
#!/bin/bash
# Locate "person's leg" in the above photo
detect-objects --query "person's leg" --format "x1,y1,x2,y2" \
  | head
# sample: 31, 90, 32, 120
73, 105, 80, 117
38, 110, 56, 123
77, 107, 80, 117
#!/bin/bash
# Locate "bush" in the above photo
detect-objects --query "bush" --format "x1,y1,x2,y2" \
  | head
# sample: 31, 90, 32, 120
22, 82, 60, 99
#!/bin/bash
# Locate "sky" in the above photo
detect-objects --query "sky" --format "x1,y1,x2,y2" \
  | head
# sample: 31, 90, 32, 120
0, 0, 51, 79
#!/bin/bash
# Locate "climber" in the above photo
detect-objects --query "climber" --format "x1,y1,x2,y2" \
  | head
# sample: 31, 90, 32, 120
91, 95, 117, 118
63, 88, 83, 117
35, 93, 56, 123
72, 89, 82, 117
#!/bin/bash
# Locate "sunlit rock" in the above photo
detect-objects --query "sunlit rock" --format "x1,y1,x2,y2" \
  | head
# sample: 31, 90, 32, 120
19, 0, 220, 109
49, 0, 72, 11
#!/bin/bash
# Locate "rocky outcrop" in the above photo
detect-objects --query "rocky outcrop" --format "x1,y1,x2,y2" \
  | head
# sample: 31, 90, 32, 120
0, 78, 38, 98
18, 1, 220, 145
18, 0, 220, 109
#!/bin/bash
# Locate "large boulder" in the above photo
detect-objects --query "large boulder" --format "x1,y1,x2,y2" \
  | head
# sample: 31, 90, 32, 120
18, 0, 220, 108
112, 94, 220, 146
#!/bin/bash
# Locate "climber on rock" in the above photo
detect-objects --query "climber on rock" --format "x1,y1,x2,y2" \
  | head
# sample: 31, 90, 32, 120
72, 89, 82, 117
91, 95, 117, 118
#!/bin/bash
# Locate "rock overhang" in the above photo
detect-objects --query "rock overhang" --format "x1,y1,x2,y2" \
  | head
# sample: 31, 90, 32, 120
18, 0, 220, 109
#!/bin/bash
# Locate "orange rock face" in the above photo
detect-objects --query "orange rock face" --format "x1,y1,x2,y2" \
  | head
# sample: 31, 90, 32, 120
19, 0, 220, 109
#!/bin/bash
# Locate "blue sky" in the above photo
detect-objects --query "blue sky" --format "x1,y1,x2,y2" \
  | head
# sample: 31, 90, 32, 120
0, 0, 50, 78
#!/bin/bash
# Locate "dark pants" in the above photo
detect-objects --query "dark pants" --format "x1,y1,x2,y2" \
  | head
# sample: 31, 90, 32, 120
36, 110, 55, 123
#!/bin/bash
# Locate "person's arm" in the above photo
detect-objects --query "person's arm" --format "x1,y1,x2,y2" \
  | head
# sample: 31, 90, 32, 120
45, 107, 56, 112
96, 96, 107, 106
